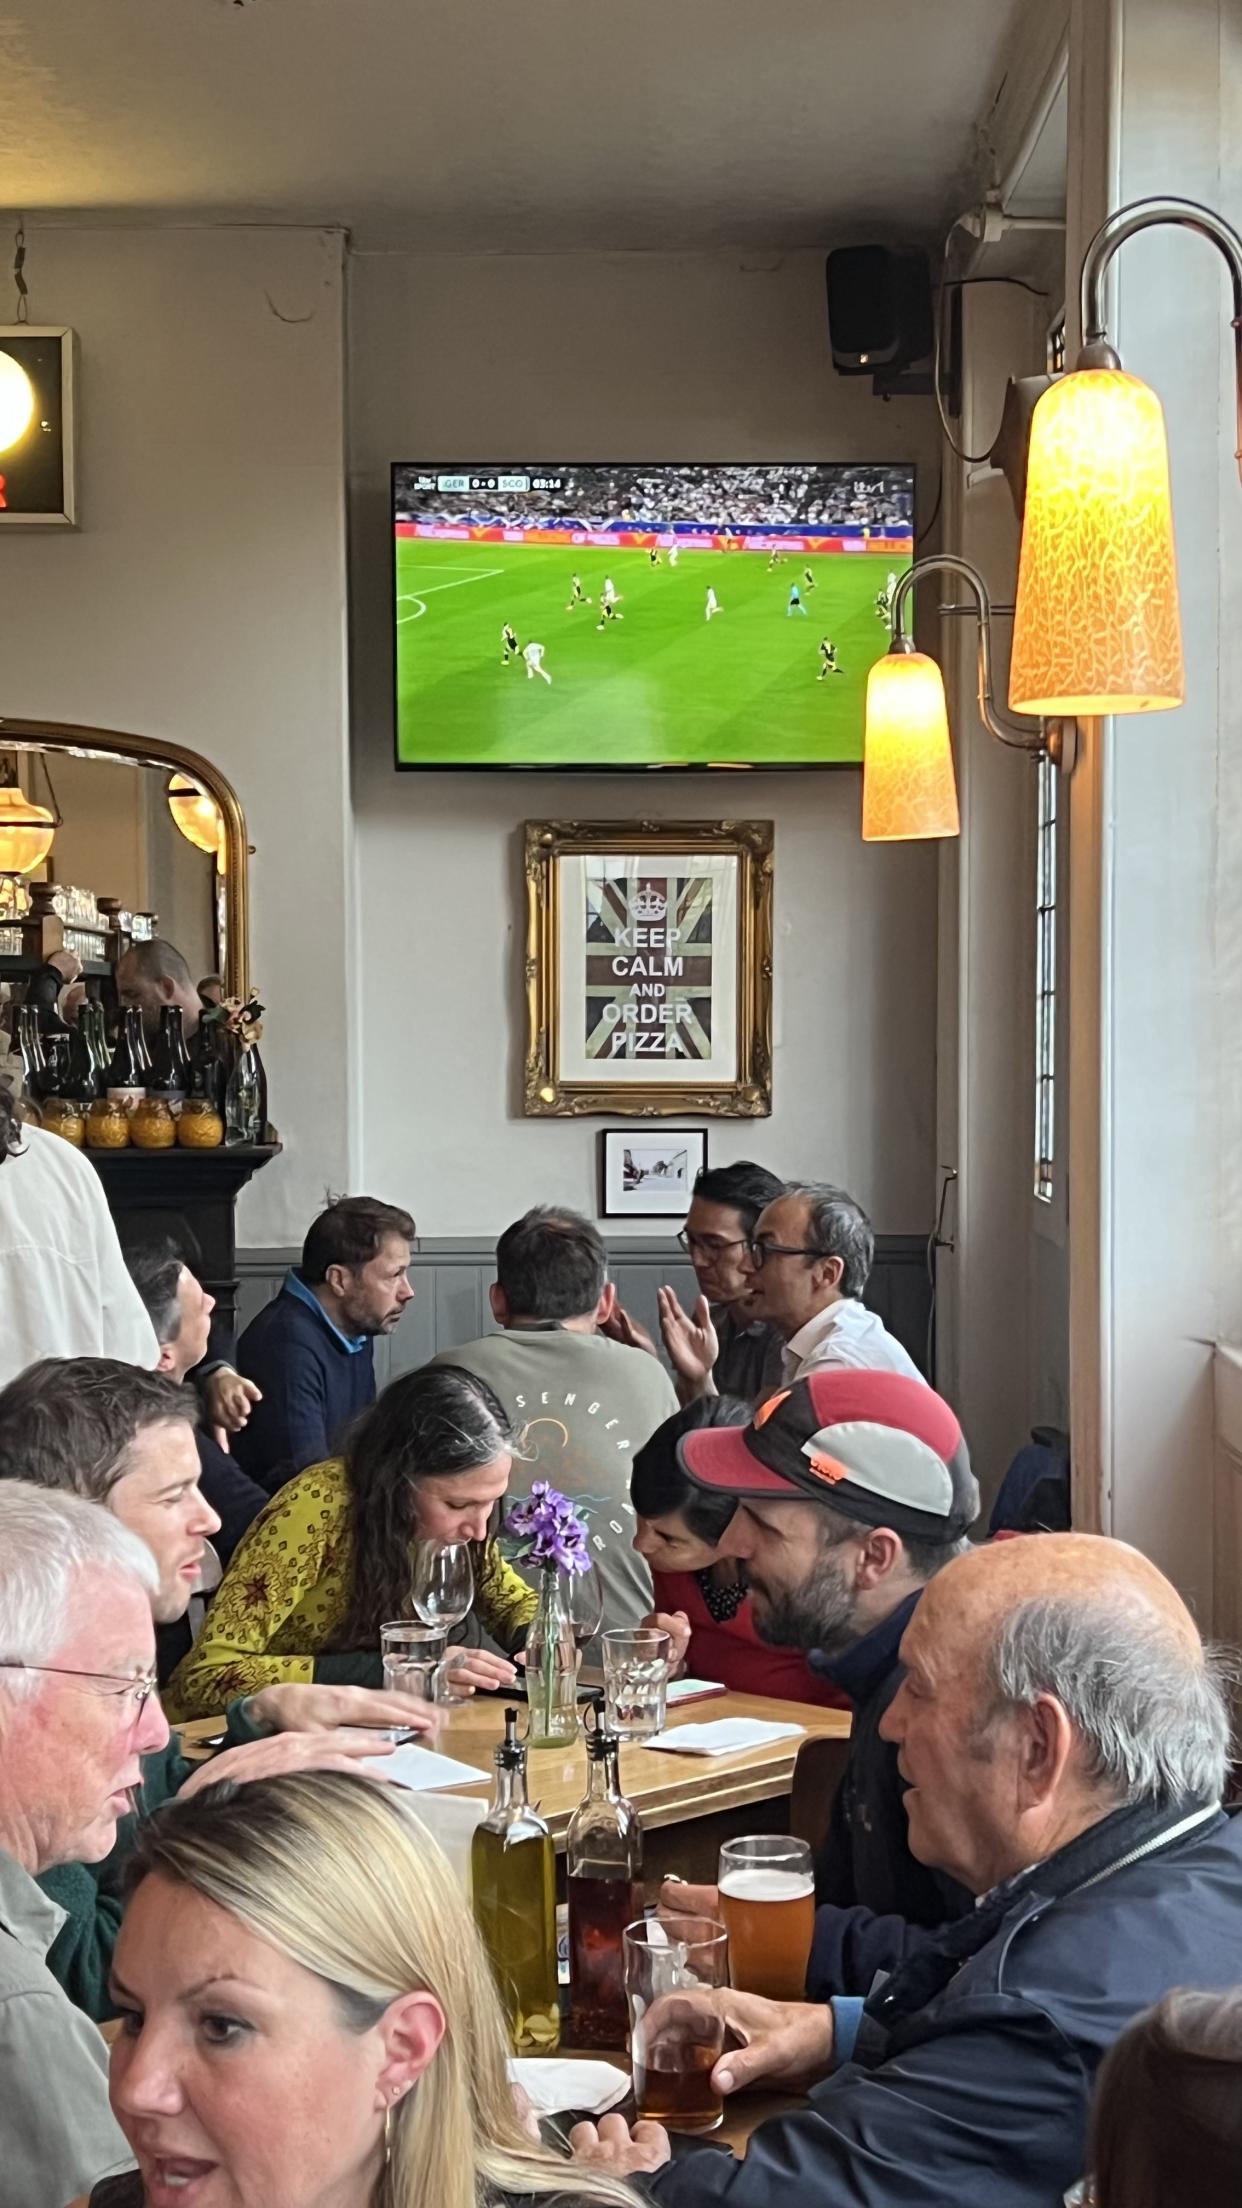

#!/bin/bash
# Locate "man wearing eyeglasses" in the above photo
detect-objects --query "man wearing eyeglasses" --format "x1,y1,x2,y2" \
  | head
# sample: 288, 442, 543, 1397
746, 1181, 925, 1386
0, 1483, 170, 2206
631, 1160, 787, 1405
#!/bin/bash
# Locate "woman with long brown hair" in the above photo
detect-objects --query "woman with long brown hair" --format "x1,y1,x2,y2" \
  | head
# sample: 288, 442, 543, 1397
77, 1771, 639, 2208
167, 1365, 537, 1719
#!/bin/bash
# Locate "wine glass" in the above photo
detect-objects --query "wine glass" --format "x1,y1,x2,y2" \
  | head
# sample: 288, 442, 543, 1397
566, 1559, 605, 1651
412, 1540, 474, 1632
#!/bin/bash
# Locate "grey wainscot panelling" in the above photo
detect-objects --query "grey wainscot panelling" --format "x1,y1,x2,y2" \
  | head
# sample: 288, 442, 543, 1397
234, 1236, 933, 1386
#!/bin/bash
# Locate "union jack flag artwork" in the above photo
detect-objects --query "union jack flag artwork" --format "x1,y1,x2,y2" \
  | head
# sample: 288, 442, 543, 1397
583, 872, 715, 1061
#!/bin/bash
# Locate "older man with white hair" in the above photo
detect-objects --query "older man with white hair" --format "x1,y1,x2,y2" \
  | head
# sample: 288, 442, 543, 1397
571, 1528, 1242, 2208
0, 1483, 166, 2206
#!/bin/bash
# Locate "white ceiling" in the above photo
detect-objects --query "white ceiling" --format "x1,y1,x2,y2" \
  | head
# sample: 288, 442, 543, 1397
0, 0, 1033, 252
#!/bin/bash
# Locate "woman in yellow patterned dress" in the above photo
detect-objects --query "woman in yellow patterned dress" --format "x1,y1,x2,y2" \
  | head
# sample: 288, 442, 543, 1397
166, 1365, 537, 1720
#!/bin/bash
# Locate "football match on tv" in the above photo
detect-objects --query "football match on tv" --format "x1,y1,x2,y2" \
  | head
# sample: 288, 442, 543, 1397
392, 460, 914, 770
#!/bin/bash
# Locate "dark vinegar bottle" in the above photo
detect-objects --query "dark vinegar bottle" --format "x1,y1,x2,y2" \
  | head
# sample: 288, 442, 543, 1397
567, 1696, 644, 2048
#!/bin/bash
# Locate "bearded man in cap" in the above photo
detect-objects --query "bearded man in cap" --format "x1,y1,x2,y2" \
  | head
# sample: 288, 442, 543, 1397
662, 1370, 980, 1992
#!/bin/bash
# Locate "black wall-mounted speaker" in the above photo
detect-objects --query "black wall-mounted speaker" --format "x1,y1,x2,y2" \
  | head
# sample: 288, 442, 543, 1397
826, 247, 933, 377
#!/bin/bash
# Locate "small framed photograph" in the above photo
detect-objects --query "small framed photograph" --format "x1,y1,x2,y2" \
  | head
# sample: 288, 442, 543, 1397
601, 1127, 707, 1217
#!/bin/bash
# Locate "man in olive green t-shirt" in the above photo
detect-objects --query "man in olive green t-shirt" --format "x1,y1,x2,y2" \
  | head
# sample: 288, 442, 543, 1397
435, 1207, 678, 1637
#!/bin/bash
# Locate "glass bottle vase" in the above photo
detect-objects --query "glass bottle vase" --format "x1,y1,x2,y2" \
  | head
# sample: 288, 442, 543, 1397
225, 1041, 267, 1144
524, 1569, 581, 1749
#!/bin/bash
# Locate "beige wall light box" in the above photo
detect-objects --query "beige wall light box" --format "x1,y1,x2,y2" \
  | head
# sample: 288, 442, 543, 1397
524, 818, 773, 1119
0, 327, 76, 526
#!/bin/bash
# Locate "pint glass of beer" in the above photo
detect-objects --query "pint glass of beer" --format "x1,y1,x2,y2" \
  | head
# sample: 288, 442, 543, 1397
623, 1914, 729, 2133
718, 1835, 815, 2002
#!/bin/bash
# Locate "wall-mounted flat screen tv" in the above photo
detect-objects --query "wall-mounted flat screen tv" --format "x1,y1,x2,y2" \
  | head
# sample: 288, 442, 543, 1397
392, 461, 914, 770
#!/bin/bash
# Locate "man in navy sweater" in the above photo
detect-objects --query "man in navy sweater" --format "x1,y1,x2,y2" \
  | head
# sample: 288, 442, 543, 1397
234, 1195, 415, 1491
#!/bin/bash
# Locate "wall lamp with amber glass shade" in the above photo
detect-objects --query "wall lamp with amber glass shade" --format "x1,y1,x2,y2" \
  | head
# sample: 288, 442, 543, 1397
863, 554, 1071, 844
1010, 196, 1242, 718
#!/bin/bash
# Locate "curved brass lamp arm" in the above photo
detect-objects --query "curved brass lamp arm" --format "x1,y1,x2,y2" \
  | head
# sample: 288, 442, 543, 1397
1078, 195, 1242, 480
891, 553, 1047, 756
0, 715, 250, 1001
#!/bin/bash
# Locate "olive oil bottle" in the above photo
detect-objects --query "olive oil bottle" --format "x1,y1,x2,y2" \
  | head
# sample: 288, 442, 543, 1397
471, 1708, 560, 2052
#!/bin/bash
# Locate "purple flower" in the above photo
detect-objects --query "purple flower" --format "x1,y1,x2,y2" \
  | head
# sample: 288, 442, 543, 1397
503, 1482, 591, 1573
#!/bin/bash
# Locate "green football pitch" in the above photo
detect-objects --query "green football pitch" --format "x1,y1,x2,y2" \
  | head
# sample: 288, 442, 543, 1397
394, 538, 901, 767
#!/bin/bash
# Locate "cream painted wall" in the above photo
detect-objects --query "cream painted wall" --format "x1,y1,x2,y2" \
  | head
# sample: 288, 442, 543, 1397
1067, 0, 1242, 1623
347, 249, 943, 1238
0, 226, 353, 1245
934, 279, 1070, 1505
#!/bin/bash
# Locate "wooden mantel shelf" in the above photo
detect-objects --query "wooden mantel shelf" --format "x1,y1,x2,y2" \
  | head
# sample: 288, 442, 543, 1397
84, 1140, 281, 1207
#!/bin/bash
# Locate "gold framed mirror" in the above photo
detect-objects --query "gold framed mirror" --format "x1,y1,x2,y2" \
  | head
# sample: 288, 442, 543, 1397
0, 715, 250, 1000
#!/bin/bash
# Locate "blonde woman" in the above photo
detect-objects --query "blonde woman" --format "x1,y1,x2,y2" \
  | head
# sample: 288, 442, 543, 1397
77, 1771, 640, 2208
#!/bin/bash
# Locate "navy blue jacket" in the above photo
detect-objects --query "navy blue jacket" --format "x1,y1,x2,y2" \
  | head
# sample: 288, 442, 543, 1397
651, 1801, 1242, 2208
232, 1285, 375, 1492
806, 1592, 969, 1998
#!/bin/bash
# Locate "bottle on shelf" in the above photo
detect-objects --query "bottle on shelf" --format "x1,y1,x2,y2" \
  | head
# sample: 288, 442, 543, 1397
148, 1005, 191, 1112
188, 1013, 227, 1115
78, 1002, 106, 1086
53, 1014, 99, 1106
567, 1695, 644, 2048
105, 1009, 148, 1114
471, 1707, 561, 2054
31, 1028, 70, 1103
15, 1007, 46, 1124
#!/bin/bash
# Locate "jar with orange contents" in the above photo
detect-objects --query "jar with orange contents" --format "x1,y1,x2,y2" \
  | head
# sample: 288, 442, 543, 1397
130, 1097, 177, 1151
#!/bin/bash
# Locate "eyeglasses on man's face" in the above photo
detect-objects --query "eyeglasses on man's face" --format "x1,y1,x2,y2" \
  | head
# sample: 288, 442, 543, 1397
747, 1239, 822, 1269
677, 1229, 751, 1259
0, 1661, 160, 1717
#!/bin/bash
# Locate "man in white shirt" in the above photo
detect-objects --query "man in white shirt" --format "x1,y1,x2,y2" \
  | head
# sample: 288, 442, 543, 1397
0, 1091, 158, 1389
745, 1182, 925, 1387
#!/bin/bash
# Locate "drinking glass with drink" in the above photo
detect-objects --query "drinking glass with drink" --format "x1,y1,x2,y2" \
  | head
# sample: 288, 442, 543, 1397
602, 1626, 671, 1742
380, 1619, 447, 1716
623, 1914, 729, 2133
718, 1834, 815, 2002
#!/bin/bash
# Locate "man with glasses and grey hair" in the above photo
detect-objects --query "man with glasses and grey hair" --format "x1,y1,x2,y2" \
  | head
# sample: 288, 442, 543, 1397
746, 1180, 925, 1385
0, 1481, 164, 2205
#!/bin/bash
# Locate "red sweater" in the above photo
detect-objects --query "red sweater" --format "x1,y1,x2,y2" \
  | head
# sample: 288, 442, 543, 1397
653, 1568, 850, 1710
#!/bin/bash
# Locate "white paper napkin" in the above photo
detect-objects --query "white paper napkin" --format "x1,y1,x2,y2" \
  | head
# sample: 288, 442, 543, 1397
509, 2057, 630, 2117
357, 1741, 487, 1791
640, 1717, 805, 1757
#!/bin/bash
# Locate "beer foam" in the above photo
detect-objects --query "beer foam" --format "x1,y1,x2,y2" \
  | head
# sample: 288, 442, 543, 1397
719, 1867, 814, 1903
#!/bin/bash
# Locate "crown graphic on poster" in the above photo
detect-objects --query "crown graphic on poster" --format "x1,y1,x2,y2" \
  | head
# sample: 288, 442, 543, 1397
631, 884, 668, 923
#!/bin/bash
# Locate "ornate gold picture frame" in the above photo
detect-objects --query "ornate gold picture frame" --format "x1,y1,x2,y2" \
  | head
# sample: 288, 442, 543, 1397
524, 818, 773, 1118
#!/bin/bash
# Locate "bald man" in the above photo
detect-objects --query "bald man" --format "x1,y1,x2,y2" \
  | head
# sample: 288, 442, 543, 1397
115, 936, 203, 1044
571, 1531, 1242, 2208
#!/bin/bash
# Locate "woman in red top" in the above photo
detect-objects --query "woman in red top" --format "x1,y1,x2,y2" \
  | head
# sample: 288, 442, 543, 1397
630, 1397, 849, 1709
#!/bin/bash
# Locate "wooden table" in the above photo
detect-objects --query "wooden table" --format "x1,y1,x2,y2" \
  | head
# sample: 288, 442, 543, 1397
178, 1692, 850, 1878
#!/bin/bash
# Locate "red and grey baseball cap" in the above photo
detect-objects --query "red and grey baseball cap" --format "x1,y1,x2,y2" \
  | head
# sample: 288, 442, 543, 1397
677, 1369, 978, 1542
